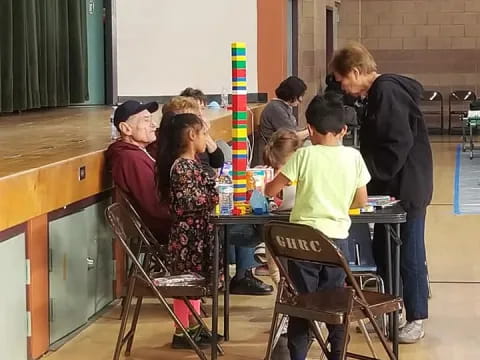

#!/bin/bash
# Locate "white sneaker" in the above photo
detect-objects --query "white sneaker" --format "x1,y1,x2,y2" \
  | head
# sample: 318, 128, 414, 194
399, 311, 407, 329
398, 320, 425, 344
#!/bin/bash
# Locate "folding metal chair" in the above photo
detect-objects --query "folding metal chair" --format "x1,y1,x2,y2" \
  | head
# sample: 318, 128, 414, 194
117, 190, 210, 318
449, 90, 476, 134
421, 90, 444, 135
264, 221, 403, 360
348, 224, 387, 336
105, 203, 223, 360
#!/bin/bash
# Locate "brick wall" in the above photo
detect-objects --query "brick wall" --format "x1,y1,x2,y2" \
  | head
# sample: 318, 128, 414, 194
338, 0, 480, 100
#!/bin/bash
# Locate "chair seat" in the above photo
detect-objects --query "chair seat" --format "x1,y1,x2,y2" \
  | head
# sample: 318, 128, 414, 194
131, 276, 209, 298
276, 288, 402, 325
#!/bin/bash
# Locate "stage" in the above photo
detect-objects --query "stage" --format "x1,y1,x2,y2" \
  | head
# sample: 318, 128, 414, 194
0, 104, 264, 231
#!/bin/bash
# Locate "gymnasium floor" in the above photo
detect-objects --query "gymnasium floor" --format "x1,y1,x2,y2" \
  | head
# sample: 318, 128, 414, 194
44, 136, 480, 360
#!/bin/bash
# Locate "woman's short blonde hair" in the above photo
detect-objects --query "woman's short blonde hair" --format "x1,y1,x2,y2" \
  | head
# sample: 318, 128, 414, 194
329, 42, 377, 76
263, 129, 303, 170
162, 96, 200, 115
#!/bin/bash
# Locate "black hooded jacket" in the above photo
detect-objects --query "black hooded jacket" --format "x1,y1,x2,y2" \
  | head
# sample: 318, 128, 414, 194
360, 74, 433, 213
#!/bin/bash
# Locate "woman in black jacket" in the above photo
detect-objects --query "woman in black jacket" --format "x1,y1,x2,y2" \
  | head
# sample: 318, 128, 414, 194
330, 42, 433, 344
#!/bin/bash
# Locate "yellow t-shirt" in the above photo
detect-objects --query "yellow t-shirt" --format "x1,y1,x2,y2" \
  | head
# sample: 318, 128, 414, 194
281, 145, 371, 239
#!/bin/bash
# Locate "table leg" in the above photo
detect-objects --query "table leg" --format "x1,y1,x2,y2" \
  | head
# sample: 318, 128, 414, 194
385, 224, 393, 339
223, 225, 230, 341
211, 226, 220, 359
392, 224, 402, 358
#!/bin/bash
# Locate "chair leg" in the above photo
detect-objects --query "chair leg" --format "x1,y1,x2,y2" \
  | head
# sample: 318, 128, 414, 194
113, 276, 136, 360
125, 296, 143, 355
310, 321, 329, 360
119, 296, 126, 321
271, 315, 288, 351
200, 298, 209, 317
338, 318, 351, 360
264, 309, 282, 360
119, 259, 137, 320
364, 307, 396, 360
357, 320, 377, 358
185, 298, 224, 356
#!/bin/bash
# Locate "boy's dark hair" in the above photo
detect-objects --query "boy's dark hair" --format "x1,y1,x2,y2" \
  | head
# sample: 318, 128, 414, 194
180, 87, 207, 105
275, 76, 307, 103
155, 112, 203, 200
305, 93, 346, 135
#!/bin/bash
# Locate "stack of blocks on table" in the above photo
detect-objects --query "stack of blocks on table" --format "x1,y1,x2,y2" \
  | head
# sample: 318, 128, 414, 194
231, 42, 248, 205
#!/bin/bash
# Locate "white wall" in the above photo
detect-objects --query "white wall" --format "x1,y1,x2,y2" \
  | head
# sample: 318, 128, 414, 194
116, 0, 258, 97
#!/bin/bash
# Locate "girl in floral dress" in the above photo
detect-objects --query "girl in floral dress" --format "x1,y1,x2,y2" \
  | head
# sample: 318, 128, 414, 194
156, 112, 219, 349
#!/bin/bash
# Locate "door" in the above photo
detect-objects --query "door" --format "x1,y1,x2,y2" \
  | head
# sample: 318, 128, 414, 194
287, 0, 298, 77
0, 234, 28, 360
326, 8, 334, 71
84, 0, 105, 104
85, 200, 113, 318
49, 210, 89, 344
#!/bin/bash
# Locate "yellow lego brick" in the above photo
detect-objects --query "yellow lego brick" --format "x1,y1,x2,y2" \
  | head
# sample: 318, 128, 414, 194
232, 42, 246, 48
232, 128, 247, 138
232, 81, 247, 87
232, 56, 247, 61
232, 149, 248, 156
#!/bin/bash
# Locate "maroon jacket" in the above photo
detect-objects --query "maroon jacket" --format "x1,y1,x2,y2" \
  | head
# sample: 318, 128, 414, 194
105, 140, 171, 243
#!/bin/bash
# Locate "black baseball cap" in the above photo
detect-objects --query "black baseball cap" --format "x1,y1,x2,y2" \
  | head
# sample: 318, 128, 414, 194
113, 100, 159, 130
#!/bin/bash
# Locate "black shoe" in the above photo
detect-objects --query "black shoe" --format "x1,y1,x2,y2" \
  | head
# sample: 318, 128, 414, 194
230, 270, 274, 295
192, 329, 225, 344
171, 333, 210, 349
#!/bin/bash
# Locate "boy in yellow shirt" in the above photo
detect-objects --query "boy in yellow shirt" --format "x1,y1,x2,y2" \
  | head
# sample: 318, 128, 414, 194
265, 93, 371, 360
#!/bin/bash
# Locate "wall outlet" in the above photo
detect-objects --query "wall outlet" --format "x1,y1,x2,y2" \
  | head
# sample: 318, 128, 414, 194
79, 166, 86, 181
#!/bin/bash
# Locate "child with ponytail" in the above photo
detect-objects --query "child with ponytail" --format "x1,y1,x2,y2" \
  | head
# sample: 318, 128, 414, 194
156, 112, 220, 349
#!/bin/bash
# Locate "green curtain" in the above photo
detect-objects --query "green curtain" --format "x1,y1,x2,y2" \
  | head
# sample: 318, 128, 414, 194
0, 0, 88, 112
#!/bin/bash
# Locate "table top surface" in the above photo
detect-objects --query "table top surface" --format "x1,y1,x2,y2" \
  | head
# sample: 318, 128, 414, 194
211, 204, 407, 225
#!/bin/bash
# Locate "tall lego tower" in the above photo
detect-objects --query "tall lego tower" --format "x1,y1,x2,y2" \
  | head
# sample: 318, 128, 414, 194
231, 42, 248, 205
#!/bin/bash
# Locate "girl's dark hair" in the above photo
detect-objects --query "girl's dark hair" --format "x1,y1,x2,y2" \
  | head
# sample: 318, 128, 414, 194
275, 76, 307, 102
155, 112, 203, 200
305, 92, 346, 135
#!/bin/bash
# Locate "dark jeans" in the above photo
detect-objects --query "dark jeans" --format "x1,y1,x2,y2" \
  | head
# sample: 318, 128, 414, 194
373, 210, 429, 322
226, 225, 261, 276
287, 239, 348, 360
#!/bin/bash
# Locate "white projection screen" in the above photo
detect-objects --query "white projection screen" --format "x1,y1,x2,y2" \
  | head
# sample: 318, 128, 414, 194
116, 0, 258, 97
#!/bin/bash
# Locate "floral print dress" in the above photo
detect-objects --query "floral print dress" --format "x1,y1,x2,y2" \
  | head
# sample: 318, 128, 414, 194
168, 158, 219, 279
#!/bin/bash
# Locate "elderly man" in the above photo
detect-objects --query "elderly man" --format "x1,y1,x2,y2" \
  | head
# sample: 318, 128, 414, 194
106, 100, 171, 243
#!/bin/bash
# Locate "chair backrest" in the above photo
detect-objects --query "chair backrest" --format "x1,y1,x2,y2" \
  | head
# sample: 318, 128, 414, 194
105, 202, 168, 276
118, 190, 169, 273
265, 221, 348, 269
422, 90, 443, 103
450, 90, 476, 103
264, 221, 364, 297
347, 223, 375, 266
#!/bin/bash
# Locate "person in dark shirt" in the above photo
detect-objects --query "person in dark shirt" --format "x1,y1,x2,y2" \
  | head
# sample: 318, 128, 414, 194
324, 73, 366, 126
252, 76, 309, 166
105, 100, 171, 243
331, 42, 433, 344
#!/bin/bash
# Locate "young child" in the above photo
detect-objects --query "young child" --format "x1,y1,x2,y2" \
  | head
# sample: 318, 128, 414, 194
180, 87, 273, 296
261, 129, 303, 284
265, 93, 371, 360
156, 112, 219, 349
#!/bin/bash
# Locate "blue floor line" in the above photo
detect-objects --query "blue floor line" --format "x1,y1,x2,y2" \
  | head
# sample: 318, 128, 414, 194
453, 144, 461, 215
